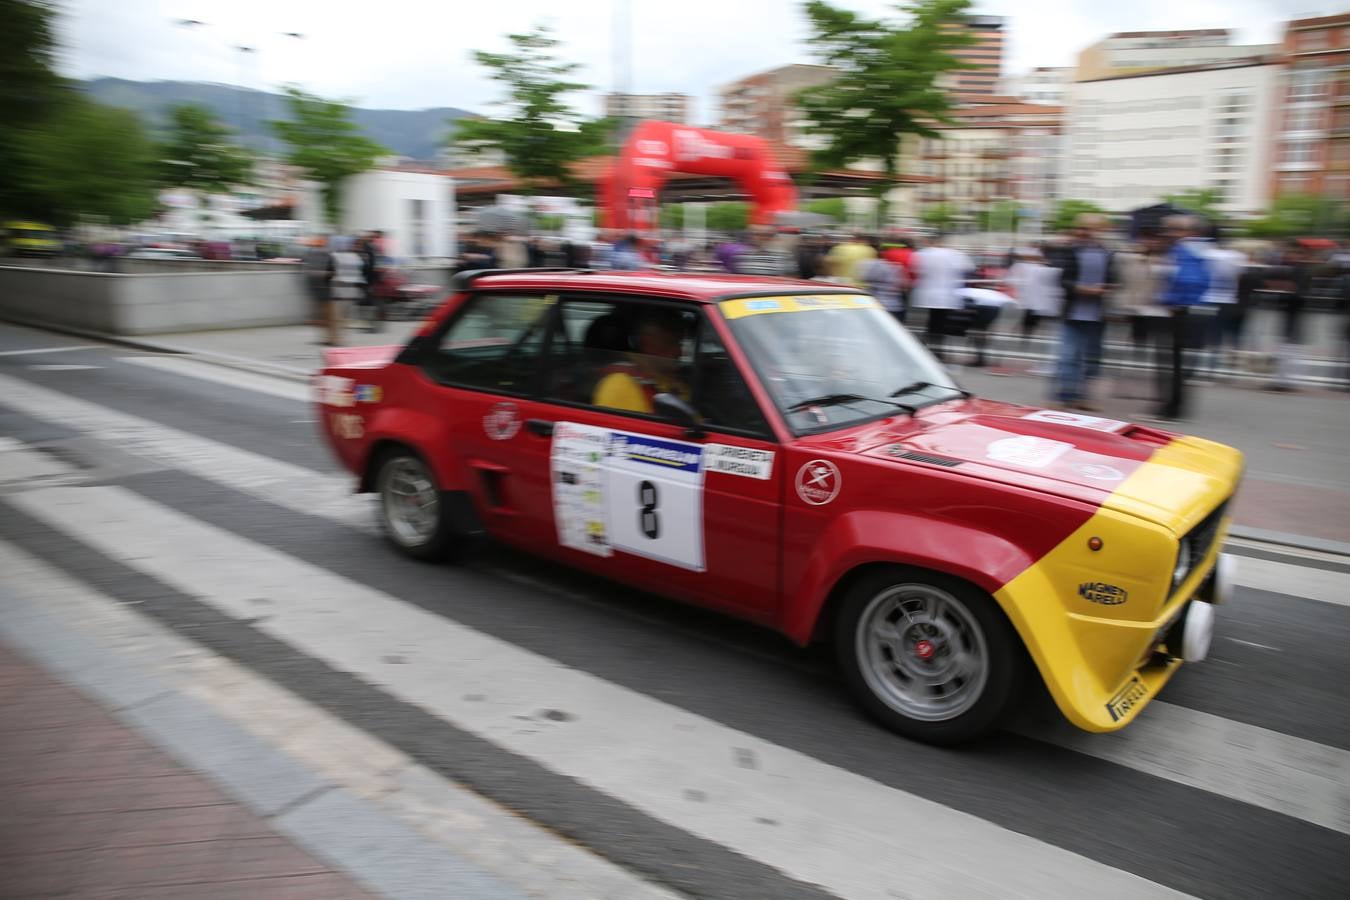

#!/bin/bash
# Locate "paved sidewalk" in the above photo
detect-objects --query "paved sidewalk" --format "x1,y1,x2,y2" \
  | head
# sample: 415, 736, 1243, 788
0, 641, 376, 900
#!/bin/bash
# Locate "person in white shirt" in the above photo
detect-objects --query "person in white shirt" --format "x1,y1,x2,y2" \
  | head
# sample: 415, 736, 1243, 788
1006, 247, 1061, 349
910, 234, 973, 360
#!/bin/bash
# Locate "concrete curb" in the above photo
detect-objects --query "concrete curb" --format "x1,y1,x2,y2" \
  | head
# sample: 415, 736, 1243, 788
1228, 525, 1350, 559
0, 586, 533, 900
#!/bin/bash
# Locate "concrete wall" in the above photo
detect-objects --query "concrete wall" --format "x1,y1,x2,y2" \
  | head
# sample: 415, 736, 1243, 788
0, 265, 309, 335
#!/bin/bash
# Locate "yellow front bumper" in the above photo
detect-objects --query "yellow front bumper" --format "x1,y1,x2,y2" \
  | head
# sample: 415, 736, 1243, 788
994, 435, 1243, 732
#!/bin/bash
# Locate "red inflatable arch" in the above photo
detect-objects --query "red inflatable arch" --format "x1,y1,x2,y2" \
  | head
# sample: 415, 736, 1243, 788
598, 121, 797, 232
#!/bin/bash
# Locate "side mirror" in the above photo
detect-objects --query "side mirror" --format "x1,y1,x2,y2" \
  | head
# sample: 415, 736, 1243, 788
652, 392, 704, 439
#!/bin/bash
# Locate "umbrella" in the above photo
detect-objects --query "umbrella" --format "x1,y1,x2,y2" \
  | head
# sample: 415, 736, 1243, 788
473, 206, 530, 234
774, 210, 836, 228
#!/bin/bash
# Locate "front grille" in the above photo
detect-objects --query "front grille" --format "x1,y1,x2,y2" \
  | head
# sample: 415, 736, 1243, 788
1177, 499, 1228, 591
888, 448, 963, 467
1186, 500, 1227, 567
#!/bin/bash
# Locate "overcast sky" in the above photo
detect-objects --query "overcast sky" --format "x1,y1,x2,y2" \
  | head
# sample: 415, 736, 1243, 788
57, 0, 1317, 121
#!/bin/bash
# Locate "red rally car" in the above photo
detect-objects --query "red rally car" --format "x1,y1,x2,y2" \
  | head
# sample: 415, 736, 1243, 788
315, 269, 1242, 744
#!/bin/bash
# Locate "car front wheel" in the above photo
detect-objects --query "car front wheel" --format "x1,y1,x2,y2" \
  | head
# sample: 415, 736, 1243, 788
835, 567, 1025, 744
376, 449, 455, 561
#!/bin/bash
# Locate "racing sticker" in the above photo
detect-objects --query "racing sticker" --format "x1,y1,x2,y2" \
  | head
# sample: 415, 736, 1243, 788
986, 435, 1073, 469
720, 294, 880, 320
1022, 410, 1129, 433
312, 375, 354, 407
483, 401, 522, 441
550, 425, 707, 571
796, 459, 841, 506
1106, 675, 1148, 722
330, 412, 364, 440
551, 423, 613, 558
704, 444, 774, 480
605, 431, 706, 571
354, 384, 382, 403
1073, 462, 1126, 482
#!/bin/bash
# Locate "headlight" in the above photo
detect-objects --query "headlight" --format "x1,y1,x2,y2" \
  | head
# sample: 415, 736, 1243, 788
1172, 540, 1192, 589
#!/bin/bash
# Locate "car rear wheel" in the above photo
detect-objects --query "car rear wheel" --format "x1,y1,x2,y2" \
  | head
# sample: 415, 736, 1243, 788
376, 450, 455, 561
835, 567, 1025, 744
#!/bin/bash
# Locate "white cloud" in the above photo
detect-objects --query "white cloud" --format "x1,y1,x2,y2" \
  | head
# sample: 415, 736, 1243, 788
56, 0, 1290, 121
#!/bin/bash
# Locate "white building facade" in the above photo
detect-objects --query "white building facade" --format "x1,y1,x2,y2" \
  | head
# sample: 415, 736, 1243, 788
1004, 67, 1072, 105
340, 168, 456, 260
1060, 61, 1280, 215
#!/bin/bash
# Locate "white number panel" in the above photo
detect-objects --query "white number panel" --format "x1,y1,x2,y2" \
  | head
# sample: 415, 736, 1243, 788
551, 425, 706, 571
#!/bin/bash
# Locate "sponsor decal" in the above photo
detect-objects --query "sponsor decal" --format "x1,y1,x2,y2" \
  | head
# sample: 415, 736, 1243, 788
1022, 410, 1129, 433
1106, 675, 1148, 722
1078, 581, 1129, 605
985, 435, 1073, 469
1073, 462, 1125, 482
354, 384, 383, 404
745, 299, 783, 312
608, 432, 704, 474
330, 412, 364, 440
636, 139, 668, 156
312, 375, 354, 408
796, 459, 841, 506
704, 444, 774, 480
483, 401, 522, 441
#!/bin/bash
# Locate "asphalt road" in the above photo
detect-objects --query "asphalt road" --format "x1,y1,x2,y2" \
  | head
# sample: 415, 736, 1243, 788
1, 321, 1347, 900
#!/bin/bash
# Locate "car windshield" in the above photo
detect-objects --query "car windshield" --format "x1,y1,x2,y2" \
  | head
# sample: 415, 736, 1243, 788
720, 294, 958, 434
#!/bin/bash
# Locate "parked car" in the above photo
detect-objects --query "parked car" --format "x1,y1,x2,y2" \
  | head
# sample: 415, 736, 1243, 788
4, 221, 61, 257
313, 269, 1241, 744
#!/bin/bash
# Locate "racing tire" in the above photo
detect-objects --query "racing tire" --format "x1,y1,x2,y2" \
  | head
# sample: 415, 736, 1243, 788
835, 567, 1026, 745
374, 449, 457, 562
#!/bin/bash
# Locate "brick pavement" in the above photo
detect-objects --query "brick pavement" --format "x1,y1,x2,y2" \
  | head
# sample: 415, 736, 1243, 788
0, 642, 376, 900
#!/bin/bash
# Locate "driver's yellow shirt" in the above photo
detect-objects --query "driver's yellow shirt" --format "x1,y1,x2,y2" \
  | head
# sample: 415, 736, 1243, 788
592, 367, 687, 414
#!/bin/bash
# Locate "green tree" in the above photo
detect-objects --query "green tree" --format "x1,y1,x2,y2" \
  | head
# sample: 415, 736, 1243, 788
0, 0, 64, 219
797, 0, 976, 222
979, 199, 1021, 232
1164, 188, 1225, 225
271, 87, 387, 225
1048, 198, 1107, 234
804, 197, 846, 221
158, 103, 254, 193
920, 202, 958, 230
18, 94, 158, 226
452, 25, 610, 189
659, 203, 686, 231
706, 202, 749, 233
1245, 194, 1348, 239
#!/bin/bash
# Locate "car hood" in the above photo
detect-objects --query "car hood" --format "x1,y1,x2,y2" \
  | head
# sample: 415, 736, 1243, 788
848, 398, 1241, 536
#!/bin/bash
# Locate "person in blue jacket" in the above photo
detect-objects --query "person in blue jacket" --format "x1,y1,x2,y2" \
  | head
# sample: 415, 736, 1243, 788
1155, 215, 1211, 421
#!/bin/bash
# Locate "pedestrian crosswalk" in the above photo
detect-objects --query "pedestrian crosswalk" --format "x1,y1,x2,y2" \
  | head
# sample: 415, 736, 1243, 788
1, 355, 1348, 900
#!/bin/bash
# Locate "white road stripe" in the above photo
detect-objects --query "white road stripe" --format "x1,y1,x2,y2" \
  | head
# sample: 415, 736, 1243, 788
1020, 700, 1350, 834
1224, 554, 1350, 608
0, 344, 94, 356
28, 363, 101, 371
14, 485, 1188, 900
118, 355, 311, 403
0, 373, 372, 533
0, 539, 682, 900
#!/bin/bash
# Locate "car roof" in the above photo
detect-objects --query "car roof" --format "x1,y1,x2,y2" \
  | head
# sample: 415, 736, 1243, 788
461, 270, 863, 303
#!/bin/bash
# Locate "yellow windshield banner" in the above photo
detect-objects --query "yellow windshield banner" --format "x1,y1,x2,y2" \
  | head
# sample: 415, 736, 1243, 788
720, 294, 879, 320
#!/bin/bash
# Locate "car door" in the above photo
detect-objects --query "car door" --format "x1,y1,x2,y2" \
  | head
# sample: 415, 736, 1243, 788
518, 295, 784, 623
412, 289, 561, 549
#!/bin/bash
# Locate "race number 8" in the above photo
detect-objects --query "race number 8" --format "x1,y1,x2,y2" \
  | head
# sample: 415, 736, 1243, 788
638, 480, 660, 539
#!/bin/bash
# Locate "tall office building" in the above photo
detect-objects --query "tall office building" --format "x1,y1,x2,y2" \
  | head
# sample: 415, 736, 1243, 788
943, 15, 1007, 101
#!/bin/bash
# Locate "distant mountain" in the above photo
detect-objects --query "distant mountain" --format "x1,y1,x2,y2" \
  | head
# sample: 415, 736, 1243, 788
80, 77, 476, 162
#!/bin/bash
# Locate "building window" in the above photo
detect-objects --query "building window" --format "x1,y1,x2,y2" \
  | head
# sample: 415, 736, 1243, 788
1289, 69, 1329, 102
409, 198, 426, 257
1279, 174, 1308, 195
1286, 106, 1323, 133
1279, 140, 1318, 166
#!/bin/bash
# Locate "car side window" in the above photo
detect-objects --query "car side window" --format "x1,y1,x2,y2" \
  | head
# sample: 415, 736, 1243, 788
423, 293, 552, 394
543, 298, 697, 416
692, 320, 771, 438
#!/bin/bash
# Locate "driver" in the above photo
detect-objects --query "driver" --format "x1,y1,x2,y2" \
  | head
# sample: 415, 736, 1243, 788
592, 309, 690, 414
